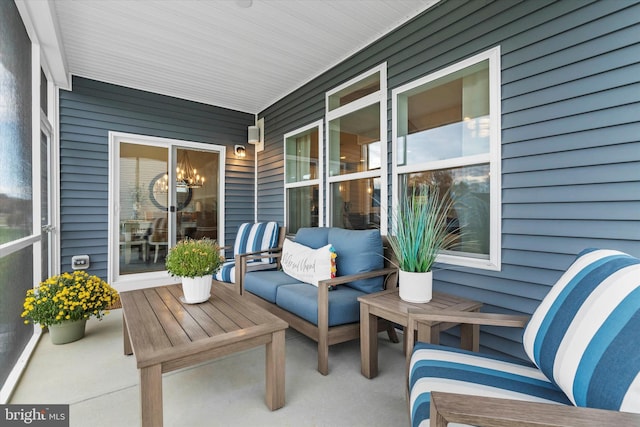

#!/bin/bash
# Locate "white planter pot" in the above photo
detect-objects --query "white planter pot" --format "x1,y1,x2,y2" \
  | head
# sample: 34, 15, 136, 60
399, 270, 432, 303
181, 275, 212, 304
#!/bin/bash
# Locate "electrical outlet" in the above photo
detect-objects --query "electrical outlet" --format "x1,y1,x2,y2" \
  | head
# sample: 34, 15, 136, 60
71, 255, 90, 270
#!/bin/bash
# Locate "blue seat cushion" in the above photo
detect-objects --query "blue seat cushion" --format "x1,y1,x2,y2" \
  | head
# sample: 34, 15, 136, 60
214, 259, 277, 284
294, 227, 331, 249
328, 228, 384, 293
409, 343, 572, 427
244, 270, 301, 303
276, 283, 365, 326
214, 260, 237, 283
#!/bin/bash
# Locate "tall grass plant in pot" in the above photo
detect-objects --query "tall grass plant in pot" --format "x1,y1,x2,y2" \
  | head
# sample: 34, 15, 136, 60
165, 238, 224, 303
387, 184, 459, 303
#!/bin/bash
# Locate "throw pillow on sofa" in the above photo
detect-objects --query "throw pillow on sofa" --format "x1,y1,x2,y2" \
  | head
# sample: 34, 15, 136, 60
281, 239, 337, 286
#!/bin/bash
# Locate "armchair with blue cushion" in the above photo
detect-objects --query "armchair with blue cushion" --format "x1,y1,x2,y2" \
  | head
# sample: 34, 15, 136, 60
237, 227, 399, 375
406, 249, 640, 427
213, 222, 284, 289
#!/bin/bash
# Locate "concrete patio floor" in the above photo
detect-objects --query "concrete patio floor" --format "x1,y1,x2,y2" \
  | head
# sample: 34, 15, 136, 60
10, 311, 409, 426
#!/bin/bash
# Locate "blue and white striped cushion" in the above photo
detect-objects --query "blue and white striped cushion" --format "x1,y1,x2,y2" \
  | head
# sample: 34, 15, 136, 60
214, 259, 278, 284
409, 343, 572, 427
214, 260, 237, 284
214, 222, 280, 284
523, 248, 640, 413
234, 222, 279, 264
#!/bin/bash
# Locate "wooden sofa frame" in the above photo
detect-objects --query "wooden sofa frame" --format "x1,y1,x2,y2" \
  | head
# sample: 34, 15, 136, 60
235, 234, 399, 375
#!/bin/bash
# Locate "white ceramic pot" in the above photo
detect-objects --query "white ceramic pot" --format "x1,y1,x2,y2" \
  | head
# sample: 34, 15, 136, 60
181, 275, 212, 304
399, 269, 432, 303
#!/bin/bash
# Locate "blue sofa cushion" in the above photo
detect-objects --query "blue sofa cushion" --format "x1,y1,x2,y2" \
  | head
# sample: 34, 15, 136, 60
276, 282, 366, 327
294, 227, 331, 249
522, 248, 640, 412
409, 343, 572, 427
244, 270, 301, 303
328, 228, 384, 294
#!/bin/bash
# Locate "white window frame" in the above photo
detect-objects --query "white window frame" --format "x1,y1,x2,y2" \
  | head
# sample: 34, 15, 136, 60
391, 46, 502, 271
325, 63, 388, 232
283, 120, 324, 231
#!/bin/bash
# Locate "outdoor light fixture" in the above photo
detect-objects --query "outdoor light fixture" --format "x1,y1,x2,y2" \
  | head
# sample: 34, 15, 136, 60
234, 145, 246, 158
248, 125, 260, 144
248, 119, 265, 153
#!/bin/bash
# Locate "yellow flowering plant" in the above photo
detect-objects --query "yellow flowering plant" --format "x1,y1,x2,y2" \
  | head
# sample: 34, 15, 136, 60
165, 238, 224, 278
22, 271, 119, 327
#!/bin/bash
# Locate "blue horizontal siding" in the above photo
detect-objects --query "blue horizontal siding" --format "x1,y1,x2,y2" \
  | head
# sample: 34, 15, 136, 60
256, 0, 640, 360
59, 77, 255, 279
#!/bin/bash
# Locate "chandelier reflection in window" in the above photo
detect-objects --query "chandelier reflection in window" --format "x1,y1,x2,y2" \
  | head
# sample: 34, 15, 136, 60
176, 151, 205, 189
152, 173, 169, 194
151, 152, 204, 196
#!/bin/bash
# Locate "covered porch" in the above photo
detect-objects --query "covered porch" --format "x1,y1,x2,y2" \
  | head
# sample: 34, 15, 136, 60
2, 0, 639, 425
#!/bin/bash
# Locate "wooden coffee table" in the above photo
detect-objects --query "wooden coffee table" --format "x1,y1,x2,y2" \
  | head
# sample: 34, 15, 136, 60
358, 288, 482, 378
120, 281, 288, 427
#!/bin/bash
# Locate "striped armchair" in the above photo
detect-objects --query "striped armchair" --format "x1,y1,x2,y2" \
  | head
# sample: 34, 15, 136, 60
407, 248, 640, 427
214, 222, 283, 286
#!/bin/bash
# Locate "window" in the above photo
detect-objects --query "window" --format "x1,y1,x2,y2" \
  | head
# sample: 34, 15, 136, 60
326, 64, 387, 230
284, 121, 322, 234
392, 47, 501, 270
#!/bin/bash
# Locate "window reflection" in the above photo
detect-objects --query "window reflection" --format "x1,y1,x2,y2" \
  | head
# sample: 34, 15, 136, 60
397, 61, 490, 166
401, 166, 490, 258
327, 72, 380, 111
286, 130, 319, 183
331, 178, 380, 230
286, 185, 319, 234
118, 144, 219, 275
328, 103, 381, 176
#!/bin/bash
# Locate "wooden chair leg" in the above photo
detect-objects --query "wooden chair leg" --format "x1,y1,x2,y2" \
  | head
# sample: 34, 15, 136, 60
386, 323, 400, 343
318, 340, 329, 375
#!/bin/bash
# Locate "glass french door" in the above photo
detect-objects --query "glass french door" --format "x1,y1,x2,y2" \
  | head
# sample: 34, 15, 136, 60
112, 136, 222, 287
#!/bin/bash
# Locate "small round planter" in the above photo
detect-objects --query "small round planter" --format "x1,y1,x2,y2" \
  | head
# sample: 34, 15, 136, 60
48, 318, 87, 345
399, 270, 433, 303
181, 275, 212, 304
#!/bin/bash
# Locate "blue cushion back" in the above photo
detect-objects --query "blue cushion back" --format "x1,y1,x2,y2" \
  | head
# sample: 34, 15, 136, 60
234, 222, 279, 263
522, 248, 640, 412
294, 227, 330, 248
328, 228, 384, 293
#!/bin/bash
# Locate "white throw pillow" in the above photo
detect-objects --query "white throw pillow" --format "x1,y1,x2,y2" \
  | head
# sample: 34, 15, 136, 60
281, 239, 337, 286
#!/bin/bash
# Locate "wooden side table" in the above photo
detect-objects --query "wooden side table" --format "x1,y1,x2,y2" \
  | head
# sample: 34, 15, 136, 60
358, 288, 482, 379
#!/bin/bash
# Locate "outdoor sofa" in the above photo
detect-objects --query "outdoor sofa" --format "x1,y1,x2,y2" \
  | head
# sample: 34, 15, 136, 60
236, 227, 398, 375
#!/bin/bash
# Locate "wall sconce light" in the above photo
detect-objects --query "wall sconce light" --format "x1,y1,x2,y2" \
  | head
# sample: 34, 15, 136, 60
248, 125, 260, 144
234, 145, 246, 158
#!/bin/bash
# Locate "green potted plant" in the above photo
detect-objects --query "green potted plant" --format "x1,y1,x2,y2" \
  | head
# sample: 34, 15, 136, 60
387, 184, 459, 303
21, 271, 119, 344
165, 238, 224, 303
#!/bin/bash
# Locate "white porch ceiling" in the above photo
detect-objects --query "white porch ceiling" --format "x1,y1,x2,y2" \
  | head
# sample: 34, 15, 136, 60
47, 0, 439, 114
